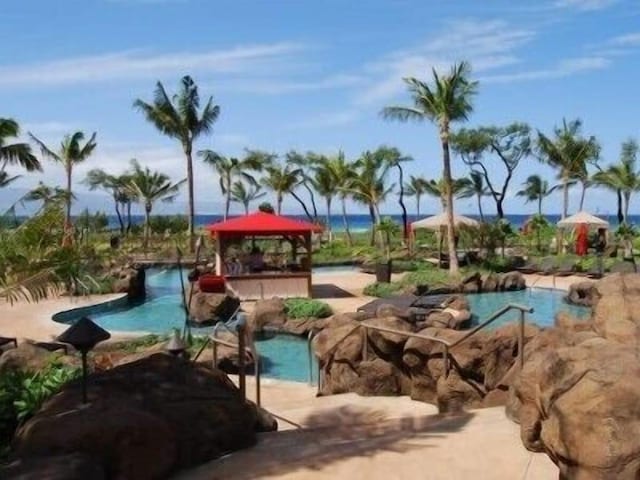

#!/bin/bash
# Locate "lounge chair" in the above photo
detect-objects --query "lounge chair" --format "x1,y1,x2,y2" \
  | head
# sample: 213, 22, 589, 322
33, 341, 69, 354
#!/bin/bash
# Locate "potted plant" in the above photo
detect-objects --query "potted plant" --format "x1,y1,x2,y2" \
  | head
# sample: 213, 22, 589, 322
375, 217, 400, 283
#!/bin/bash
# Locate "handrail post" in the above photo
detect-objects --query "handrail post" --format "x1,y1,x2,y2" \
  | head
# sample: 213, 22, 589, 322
253, 346, 261, 407
307, 330, 315, 386
518, 309, 525, 371
237, 313, 247, 399
361, 326, 368, 362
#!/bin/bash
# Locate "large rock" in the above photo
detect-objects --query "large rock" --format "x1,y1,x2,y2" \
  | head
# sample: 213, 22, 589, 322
436, 370, 484, 414
461, 272, 482, 294
0, 453, 105, 480
590, 273, 640, 345
363, 316, 412, 358
500, 271, 526, 291
0, 343, 76, 373
189, 289, 240, 325
481, 272, 500, 292
248, 298, 287, 332
12, 354, 270, 480
512, 339, 640, 479
111, 266, 145, 299
566, 280, 597, 307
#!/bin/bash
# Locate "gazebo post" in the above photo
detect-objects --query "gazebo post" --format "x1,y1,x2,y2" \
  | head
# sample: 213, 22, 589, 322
305, 233, 312, 297
215, 232, 223, 276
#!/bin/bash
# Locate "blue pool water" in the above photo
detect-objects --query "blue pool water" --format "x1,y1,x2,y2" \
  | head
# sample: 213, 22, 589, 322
466, 288, 590, 328
53, 268, 589, 382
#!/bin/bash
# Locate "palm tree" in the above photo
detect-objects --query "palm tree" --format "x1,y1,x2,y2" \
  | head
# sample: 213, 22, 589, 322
536, 118, 600, 218
382, 62, 478, 275
593, 140, 640, 224
0, 118, 40, 173
21, 182, 71, 214
134, 76, 220, 251
349, 149, 394, 246
84, 169, 133, 234
230, 181, 266, 214
0, 172, 21, 188
380, 147, 412, 240
310, 157, 338, 241
260, 163, 305, 215
288, 150, 319, 222
29, 131, 97, 230
424, 177, 471, 210
325, 151, 356, 245
405, 175, 429, 219
458, 170, 488, 220
516, 174, 556, 215
125, 160, 186, 248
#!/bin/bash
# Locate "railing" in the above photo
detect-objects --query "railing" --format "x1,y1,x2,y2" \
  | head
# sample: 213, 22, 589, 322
192, 312, 262, 406
311, 303, 533, 391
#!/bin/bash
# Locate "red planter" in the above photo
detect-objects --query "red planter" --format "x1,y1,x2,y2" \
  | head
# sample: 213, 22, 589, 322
198, 274, 226, 293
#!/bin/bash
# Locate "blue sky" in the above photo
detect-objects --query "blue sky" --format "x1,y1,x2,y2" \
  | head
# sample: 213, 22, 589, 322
1, 0, 639, 218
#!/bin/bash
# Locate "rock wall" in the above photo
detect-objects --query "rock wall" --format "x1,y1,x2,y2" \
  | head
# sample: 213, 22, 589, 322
509, 273, 640, 479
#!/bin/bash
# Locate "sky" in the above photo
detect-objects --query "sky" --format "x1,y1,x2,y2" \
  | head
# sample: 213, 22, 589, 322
1, 0, 639, 218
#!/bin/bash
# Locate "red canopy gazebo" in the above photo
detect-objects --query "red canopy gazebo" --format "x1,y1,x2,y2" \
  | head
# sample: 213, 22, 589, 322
206, 211, 323, 300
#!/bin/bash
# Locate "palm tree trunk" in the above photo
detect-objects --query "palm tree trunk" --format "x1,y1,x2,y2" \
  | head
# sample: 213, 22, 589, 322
368, 204, 376, 246
477, 194, 484, 221
397, 164, 409, 241
277, 194, 282, 215
126, 202, 132, 234
416, 193, 421, 219
538, 196, 542, 216
326, 197, 332, 242
496, 197, 504, 219
624, 191, 631, 223
290, 191, 314, 220
579, 183, 587, 211
302, 182, 319, 221
244, 201, 249, 215
617, 190, 624, 224
144, 204, 152, 250
562, 178, 569, 218
65, 163, 73, 229
224, 186, 231, 221
185, 146, 196, 252
341, 196, 352, 246
113, 195, 124, 234
441, 128, 459, 275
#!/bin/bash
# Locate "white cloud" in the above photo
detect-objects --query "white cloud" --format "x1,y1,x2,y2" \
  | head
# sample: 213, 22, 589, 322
0, 43, 306, 88
554, 0, 619, 11
608, 32, 640, 47
353, 19, 532, 105
286, 110, 360, 129
216, 74, 363, 95
481, 56, 610, 83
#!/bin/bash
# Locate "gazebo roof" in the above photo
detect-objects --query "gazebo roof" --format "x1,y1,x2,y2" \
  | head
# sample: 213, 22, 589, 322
206, 211, 323, 236
411, 212, 479, 230
557, 211, 609, 229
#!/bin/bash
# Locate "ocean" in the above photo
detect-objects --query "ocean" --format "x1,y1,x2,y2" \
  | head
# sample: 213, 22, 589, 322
102, 213, 631, 232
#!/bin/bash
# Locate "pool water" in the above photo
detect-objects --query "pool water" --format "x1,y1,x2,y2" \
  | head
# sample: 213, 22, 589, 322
466, 288, 591, 328
53, 268, 589, 383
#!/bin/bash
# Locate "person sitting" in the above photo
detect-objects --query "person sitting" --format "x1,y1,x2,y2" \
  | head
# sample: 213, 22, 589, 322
249, 247, 265, 272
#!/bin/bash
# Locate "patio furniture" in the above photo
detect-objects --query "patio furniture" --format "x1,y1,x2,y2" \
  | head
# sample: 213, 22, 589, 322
33, 341, 69, 354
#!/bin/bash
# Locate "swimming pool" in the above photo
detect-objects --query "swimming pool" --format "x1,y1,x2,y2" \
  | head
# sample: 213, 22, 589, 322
53, 268, 589, 382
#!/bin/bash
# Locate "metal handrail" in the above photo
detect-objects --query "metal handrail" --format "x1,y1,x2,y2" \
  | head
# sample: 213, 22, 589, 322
314, 302, 533, 389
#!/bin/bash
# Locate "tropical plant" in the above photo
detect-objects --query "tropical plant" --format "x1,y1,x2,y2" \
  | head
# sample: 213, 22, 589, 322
423, 177, 472, 210
125, 160, 186, 248
309, 155, 338, 241
260, 162, 307, 215
451, 123, 532, 218
325, 151, 356, 245
199, 149, 270, 220
84, 169, 133, 234
0, 171, 20, 188
287, 151, 319, 222
19, 182, 71, 214
381, 147, 412, 240
405, 175, 429, 219
284, 298, 332, 319
377, 216, 400, 262
516, 174, 557, 215
230, 180, 267, 214
29, 130, 97, 231
458, 170, 489, 220
382, 61, 478, 274
134, 76, 220, 251
0, 118, 40, 174
592, 139, 640, 224
536, 118, 600, 218
258, 202, 275, 214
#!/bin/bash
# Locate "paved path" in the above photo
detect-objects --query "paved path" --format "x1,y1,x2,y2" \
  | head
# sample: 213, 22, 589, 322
176, 377, 557, 480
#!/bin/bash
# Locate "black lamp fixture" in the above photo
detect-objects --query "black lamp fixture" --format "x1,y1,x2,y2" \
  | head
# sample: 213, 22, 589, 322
57, 317, 111, 405
165, 330, 187, 357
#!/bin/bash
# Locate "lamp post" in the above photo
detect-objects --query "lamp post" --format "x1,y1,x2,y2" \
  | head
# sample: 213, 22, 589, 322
57, 317, 111, 405
165, 330, 187, 357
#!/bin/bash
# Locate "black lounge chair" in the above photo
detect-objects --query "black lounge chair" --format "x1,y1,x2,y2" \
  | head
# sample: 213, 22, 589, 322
33, 341, 69, 354
0, 336, 18, 353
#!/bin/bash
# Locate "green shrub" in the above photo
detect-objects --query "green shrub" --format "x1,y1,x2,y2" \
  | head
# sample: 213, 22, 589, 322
150, 215, 189, 234
284, 298, 333, 319
363, 282, 402, 298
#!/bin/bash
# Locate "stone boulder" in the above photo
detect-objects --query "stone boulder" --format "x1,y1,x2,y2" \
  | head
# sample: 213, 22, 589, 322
436, 370, 484, 414
481, 272, 500, 292
248, 298, 287, 333
12, 354, 273, 480
111, 266, 145, 299
590, 273, 640, 346
461, 272, 482, 294
0, 453, 105, 480
189, 287, 240, 325
363, 316, 412, 358
419, 309, 471, 330
0, 343, 77, 373
512, 338, 640, 479
566, 280, 597, 307
500, 271, 526, 291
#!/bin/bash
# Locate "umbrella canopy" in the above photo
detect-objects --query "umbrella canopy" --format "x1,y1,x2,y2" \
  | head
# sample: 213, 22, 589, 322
411, 212, 479, 230
557, 211, 609, 229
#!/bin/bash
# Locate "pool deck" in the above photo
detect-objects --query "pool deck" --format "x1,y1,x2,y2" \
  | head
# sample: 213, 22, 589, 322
175, 376, 557, 480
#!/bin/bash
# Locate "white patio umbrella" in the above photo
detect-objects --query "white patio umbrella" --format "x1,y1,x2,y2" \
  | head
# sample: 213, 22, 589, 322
411, 212, 479, 230
557, 211, 609, 229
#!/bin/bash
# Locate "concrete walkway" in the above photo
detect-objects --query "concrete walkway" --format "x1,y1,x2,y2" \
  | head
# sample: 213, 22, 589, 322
176, 377, 557, 480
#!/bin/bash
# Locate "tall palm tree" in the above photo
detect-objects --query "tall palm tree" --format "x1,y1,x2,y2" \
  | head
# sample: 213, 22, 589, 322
593, 139, 640, 224
382, 61, 478, 275
29, 131, 97, 229
458, 170, 488, 220
260, 163, 305, 215
349, 149, 394, 246
134, 76, 220, 251
22, 182, 71, 211
230, 181, 266, 214
288, 150, 319, 222
516, 174, 556, 215
310, 157, 338, 241
405, 175, 429, 219
325, 151, 356, 245
424, 177, 470, 211
125, 160, 186, 248
84, 168, 133, 234
380, 147, 413, 240
0, 118, 40, 173
536, 118, 600, 218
